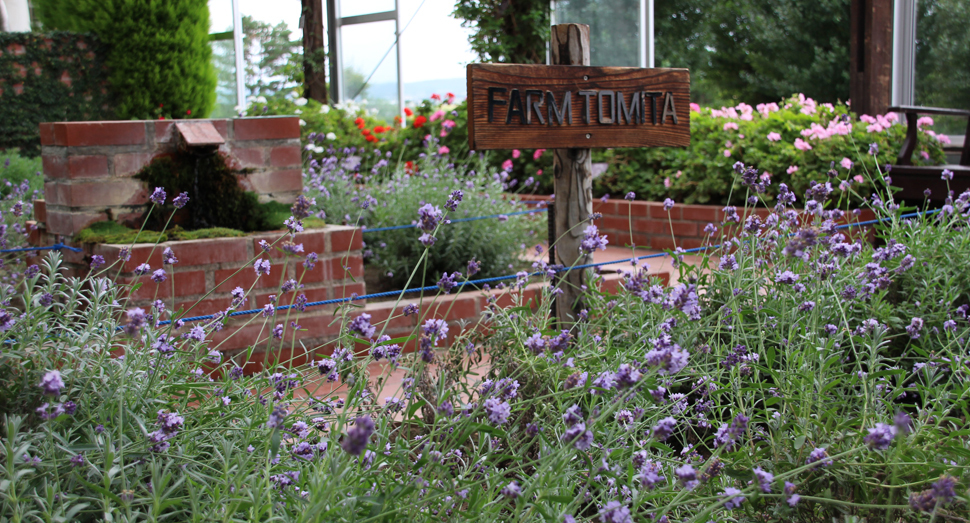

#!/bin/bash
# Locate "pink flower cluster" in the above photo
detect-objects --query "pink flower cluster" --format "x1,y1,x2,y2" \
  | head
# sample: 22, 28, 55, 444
860, 112, 898, 133
799, 119, 852, 141
756, 102, 779, 117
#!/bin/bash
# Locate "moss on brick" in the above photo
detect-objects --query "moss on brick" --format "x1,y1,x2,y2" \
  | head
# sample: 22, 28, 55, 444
74, 221, 248, 244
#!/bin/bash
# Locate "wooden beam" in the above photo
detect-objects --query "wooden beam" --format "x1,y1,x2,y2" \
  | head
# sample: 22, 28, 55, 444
849, 0, 893, 116
551, 24, 594, 329
302, 0, 328, 104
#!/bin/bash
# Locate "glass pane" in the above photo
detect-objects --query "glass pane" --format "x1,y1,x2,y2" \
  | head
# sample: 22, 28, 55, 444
341, 20, 399, 122
915, 0, 970, 137
555, 0, 640, 67
209, 0, 235, 33
210, 39, 239, 117
340, 0, 396, 18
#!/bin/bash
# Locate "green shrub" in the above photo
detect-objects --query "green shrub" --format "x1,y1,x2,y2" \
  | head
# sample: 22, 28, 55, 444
0, 150, 43, 199
593, 95, 948, 206
34, 0, 216, 119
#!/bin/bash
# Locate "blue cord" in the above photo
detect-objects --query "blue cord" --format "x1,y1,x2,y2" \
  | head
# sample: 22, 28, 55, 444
0, 243, 82, 254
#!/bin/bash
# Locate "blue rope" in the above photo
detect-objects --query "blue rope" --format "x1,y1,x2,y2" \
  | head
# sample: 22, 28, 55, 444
362, 208, 547, 233
0, 243, 82, 254
148, 207, 938, 327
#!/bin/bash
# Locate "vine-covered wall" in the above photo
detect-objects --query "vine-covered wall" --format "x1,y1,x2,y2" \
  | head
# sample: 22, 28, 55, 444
0, 32, 115, 156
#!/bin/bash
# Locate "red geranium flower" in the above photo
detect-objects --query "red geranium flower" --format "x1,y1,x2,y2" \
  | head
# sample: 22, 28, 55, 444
394, 115, 402, 124
404, 107, 414, 117
373, 126, 385, 134
366, 134, 378, 142
413, 115, 427, 129
362, 128, 371, 136
430, 93, 441, 101
405, 161, 415, 175
354, 117, 365, 128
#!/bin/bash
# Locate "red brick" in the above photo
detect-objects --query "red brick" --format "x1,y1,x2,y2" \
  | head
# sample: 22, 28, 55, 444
270, 146, 302, 167
429, 294, 481, 322
600, 216, 630, 233
239, 169, 302, 195
333, 281, 366, 300
230, 146, 266, 167
214, 262, 287, 292
208, 323, 267, 352
175, 297, 229, 318
297, 261, 327, 283
330, 228, 363, 253
155, 121, 175, 143
124, 270, 206, 300
67, 155, 109, 178
648, 236, 677, 251
113, 152, 156, 177
326, 255, 364, 280
169, 237, 250, 266
233, 117, 301, 141
668, 220, 698, 237
39, 123, 56, 145
44, 182, 67, 206
211, 120, 229, 140
59, 180, 147, 207
681, 205, 718, 222
33, 199, 46, 223
649, 203, 681, 220
626, 201, 651, 218
53, 121, 147, 147
632, 218, 668, 235
295, 229, 329, 255
43, 155, 67, 179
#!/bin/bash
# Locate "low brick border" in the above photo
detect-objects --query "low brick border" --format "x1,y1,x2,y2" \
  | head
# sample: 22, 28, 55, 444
518, 194, 877, 250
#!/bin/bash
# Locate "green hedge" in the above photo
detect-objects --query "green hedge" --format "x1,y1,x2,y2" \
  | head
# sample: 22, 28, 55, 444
0, 32, 114, 156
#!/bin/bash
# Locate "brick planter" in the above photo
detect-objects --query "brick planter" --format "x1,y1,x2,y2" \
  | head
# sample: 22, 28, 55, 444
38, 117, 303, 237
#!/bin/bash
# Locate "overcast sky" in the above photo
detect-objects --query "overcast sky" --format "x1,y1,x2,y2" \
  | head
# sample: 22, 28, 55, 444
209, 0, 477, 84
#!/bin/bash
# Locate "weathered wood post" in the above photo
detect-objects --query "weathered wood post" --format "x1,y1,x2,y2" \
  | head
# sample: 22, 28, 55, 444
550, 24, 593, 327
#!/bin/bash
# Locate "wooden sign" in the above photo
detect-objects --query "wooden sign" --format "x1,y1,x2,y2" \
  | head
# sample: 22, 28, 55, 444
466, 64, 690, 150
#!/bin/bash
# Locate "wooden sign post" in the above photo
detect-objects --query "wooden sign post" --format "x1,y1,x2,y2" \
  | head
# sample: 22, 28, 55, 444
467, 23, 690, 327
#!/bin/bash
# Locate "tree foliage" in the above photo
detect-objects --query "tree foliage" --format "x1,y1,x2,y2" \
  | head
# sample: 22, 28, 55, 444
916, 0, 970, 132
33, 0, 216, 119
239, 15, 303, 99
452, 0, 550, 64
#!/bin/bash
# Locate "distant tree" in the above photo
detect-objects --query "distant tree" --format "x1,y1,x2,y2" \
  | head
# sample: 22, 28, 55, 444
916, 0, 970, 119
453, 0, 550, 64
33, 0, 216, 119
240, 15, 304, 99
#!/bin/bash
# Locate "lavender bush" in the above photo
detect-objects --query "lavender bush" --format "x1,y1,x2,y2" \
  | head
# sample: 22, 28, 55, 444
303, 144, 540, 290
0, 147, 967, 522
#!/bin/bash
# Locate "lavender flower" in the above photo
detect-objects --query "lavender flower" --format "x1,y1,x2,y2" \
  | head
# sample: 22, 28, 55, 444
806, 447, 832, 468
864, 423, 897, 450
467, 258, 481, 276
868, 143, 878, 155
599, 501, 633, 523
90, 255, 105, 270
501, 481, 521, 499
417, 204, 444, 232
445, 190, 463, 211
419, 233, 436, 247
651, 417, 676, 441
266, 406, 288, 429
579, 224, 609, 254
625, 191, 636, 200
150, 187, 166, 205
134, 263, 151, 276
675, 464, 699, 490
290, 194, 314, 219
151, 269, 167, 283
162, 247, 178, 265
721, 487, 745, 509
663, 198, 675, 211
172, 191, 189, 209
942, 169, 954, 181
437, 271, 460, 293
254, 259, 271, 276
906, 317, 924, 339
403, 304, 419, 316
752, 467, 773, 493
341, 416, 375, 455
125, 308, 146, 336
719, 254, 738, 271
484, 398, 511, 425
39, 370, 64, 396
348, 313, 376, 339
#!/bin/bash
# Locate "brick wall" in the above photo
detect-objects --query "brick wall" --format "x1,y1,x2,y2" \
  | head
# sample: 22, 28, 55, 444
519, 194, 877, 250
38, 117, 303, 237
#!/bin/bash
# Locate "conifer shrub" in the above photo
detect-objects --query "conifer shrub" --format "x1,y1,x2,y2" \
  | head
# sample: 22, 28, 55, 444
33, 0, 216, 119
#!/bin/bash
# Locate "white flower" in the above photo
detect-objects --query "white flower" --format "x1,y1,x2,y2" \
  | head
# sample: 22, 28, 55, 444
294, 109, 303, 114
320, 104, 330, 114
299, 119, 307, 126
256, 96, 267, 104
294, 97, 308, 106
312, 146, 324, 154
326, 132, 337, 140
